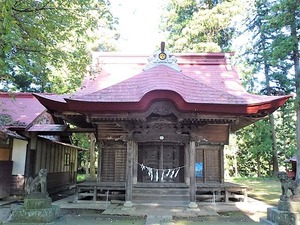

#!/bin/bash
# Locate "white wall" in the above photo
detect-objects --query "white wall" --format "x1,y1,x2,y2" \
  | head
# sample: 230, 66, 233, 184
12, 139, 27, 175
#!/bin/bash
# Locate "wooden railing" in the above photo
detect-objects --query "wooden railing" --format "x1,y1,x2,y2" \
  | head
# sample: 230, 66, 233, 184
74, 182, 126, 202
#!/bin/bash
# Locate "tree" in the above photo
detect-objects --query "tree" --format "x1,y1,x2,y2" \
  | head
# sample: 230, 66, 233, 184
236, 119, 273, 177
266, 0, 300, 181
0, 0, 117, 93
241, 0, 295, 176
161, 0, 244, 52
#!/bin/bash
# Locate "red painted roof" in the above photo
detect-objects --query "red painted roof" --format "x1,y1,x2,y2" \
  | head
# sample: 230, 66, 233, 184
33, 52, 291, 115
0, 92, 46, 127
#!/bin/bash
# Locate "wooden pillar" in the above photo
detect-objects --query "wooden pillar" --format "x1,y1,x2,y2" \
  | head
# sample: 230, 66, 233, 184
97, 142, 102, 182
25, 133, 37, 177
124, 140, 135, 207
159, 142, 163, 178
189, 141, 198, 208
220, 145, 225, 183
184, 144, 190, 185
89, 133, 96, 180
133, 142, 138, 184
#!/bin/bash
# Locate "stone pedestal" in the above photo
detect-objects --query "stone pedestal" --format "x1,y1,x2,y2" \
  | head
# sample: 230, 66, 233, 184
4, 193, 60, 224
260, 200, 300, 225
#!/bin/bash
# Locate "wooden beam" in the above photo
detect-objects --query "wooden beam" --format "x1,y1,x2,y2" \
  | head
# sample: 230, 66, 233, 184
189, 141, 196, 204
28, 128, 96, 135
124, 140, 135, 207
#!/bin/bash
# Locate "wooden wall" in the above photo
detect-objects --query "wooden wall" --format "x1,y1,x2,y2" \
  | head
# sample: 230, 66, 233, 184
11, 138, 78, 195
100, 141, 127, 182
34, 139, 78, 193
97, 123, 228, 185
0, 137, 12, 198
0, 161, 13, 199
195, 124, 229, 144
0, 137, 12, 160
195, 145, 223, 183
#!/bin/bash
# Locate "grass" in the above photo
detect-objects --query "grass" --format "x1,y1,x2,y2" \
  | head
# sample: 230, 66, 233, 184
174, 177, 281, 224
77, 173, 87, 182
230, 177, 281, 206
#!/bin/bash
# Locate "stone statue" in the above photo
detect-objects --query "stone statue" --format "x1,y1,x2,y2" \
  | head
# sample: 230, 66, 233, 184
261, 172, 300, 224
25, 169, 48, 195
278, 171, 299, 200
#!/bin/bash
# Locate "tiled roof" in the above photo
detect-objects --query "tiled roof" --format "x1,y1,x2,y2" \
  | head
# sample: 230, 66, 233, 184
67, 53, 287, 105
70, 64, 281, 105
34, 52, 291, 115
0, 92, 45, 127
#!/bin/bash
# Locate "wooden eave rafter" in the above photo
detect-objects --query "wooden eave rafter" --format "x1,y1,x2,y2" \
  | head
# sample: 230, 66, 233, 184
53, 112, 94, 128
27, 127, 96, 135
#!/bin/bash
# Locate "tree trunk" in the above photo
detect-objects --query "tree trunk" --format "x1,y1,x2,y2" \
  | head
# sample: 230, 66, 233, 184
297, 109, 300, 181
261, 29, 279, 176
85, 148, 89, 175
291, 7, 300, 183
269, 114, 279, 175
234, 153, 238, 177
257, 154, 261, 177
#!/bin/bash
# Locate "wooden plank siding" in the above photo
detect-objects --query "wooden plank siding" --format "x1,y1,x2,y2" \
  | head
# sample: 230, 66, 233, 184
0, 161, 13, 199
196, 145, 222, 183
6, 138, 79, 195
100, 141, 127, 182
195, 124, 229, 144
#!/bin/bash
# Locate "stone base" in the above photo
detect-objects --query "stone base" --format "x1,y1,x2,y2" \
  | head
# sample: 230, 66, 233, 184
278, 199, 300, 213
187, 202, 200, 212
4, 195, 60, 224
260, 207, 300, 225
7, 205, 60, 224
123, 201, 133, 208
24, 197, 52, 209
260, 218, 276, 225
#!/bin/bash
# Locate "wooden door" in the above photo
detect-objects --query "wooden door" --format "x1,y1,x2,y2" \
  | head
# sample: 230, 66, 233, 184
138, 143, 184, 183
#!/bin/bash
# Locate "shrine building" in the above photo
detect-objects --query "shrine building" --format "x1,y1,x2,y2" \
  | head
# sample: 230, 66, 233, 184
34, 45, 290, 207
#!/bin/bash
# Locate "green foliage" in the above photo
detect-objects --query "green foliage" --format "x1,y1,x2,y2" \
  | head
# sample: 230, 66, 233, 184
275, 99, 297, 160
76, 174, 87, 182
236, 119, 273, 177
232, 0, 298, 177
161, 0, 244, 52
72, 133, 90, 171
234, 99, 297, 177
0, 0, 117, 93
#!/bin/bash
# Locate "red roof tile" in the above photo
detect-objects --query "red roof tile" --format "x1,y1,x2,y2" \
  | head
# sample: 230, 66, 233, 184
70, 64, 282, 105
0, 92, 46, 126
34, 52, 291, 115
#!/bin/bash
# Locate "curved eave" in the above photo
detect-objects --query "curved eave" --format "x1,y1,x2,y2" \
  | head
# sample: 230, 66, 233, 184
33, 93, 69, 112
65, 90, 291, 116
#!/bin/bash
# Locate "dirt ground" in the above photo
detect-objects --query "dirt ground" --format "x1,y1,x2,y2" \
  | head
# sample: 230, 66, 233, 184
0, 192, 270, 225
0, 204, 265, 225
47, 211, 261, 225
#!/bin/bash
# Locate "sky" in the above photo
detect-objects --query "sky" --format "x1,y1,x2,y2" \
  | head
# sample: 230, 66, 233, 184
110, 0, 166, 53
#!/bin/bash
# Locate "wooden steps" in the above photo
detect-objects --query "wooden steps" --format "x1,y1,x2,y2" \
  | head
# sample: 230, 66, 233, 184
132, 186, 190, 204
